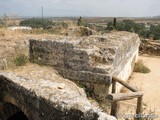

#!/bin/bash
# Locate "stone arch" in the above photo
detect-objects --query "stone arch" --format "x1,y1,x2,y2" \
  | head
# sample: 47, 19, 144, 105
0, 93, 30, 120
0, 102, 29, 120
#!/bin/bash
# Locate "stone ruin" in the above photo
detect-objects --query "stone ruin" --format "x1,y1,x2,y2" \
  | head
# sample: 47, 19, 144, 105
0, 31, 140, 120
30, 31, 140, 93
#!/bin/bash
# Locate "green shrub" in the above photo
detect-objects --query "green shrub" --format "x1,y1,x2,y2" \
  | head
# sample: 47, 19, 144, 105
0, 19, 4, 27
106, 19, 160, 40
77, 16, 83, 26
134, 60, 150, 73
14, 54, 28, 66
150, 24, 160, 40
20, 18, 56, 29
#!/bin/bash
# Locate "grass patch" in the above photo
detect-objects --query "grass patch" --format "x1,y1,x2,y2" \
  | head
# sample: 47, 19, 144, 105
14, 54, 28, 66
134, 60, 151, 73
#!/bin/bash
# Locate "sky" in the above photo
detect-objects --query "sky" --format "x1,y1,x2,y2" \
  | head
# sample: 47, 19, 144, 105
0, 0, 160, 17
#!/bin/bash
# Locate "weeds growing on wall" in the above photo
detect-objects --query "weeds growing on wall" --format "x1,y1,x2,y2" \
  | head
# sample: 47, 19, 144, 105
14, 54, 28, 66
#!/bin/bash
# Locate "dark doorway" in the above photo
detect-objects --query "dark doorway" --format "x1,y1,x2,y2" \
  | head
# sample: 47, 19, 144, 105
7, 111, 28, 120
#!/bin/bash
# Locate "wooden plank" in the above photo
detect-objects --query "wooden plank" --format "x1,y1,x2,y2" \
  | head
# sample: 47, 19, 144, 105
113, 77, 138, 92
107, 92, 143, 102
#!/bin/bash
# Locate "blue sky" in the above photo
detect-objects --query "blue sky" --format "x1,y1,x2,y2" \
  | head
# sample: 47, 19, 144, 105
0, 0, 160, 17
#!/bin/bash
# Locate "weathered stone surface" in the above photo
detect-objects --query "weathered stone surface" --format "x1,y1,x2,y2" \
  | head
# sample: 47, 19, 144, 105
0, 68, 116, 120
30, 32, 140, 85
0, 31, 67, 70
0, 31, 140, 119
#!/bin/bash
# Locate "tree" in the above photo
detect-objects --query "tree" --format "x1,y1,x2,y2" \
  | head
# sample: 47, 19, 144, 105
106, 18, 117, 31
106, 21, 114, 31
150, 25, 160, 40
106, 18, 160, 40
113, 17, 117, 29
77, 16, 83, 26
116, 22, 125, 31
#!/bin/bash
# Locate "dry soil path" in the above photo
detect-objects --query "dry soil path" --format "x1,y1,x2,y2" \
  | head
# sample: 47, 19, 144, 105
119, 55, 160, 120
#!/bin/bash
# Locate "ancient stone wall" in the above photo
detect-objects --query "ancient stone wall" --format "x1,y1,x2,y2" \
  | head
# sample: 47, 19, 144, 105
0, 31, 141, 119
29, 39, 111, 84
30, 32, 140, 87
0, 73, 116, 120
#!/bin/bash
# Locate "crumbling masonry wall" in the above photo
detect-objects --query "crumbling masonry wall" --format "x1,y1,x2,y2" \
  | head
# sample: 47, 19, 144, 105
0, 31, 140, 120
0, 73, 116, 120
29, 32, 140, 93
0, 75, 98, 120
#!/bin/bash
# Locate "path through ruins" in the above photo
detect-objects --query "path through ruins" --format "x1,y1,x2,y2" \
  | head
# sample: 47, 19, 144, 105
119, 55, 160, 120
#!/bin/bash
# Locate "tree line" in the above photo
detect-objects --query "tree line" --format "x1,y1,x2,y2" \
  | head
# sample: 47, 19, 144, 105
106, 18, 160, 40
19, 18, 68, 29
17, 17, 160, 40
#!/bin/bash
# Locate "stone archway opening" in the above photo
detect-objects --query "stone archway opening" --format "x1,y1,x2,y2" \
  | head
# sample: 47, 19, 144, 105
0, 102, 29, 120
7, 111, 28, 120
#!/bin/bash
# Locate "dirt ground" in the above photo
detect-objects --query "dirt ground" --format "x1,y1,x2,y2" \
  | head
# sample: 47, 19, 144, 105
119, 55, 160, 120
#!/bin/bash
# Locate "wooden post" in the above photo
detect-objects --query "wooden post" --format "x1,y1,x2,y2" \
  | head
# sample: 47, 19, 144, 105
112, 80, 116, 93
110, 80, 119, 117
136, 96, 143, 120
108, 77, 144, 120
111, 102, 119, 118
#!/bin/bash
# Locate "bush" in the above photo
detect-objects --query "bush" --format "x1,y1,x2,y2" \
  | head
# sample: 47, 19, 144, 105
106, 19, 160, 40
106, 21, 114, 31
20, 18, 56, 29
77, 16, 83, 26
149, 24, 160, 40
0, 19, 4, 27
106, 19, 153, 39
61, 22, 69, 29
14, 54, 28, 66
133, 60, 150, 73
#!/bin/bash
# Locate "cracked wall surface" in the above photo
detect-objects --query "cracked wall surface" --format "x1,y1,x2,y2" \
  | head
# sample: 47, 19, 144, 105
0, 31, 140, 120
30, 31, 140, 86
0, 71, 116, 120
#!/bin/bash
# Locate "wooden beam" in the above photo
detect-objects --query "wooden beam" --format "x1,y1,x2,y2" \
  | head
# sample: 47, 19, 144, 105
113, 77, 138, 92
107, 92, 143, 102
